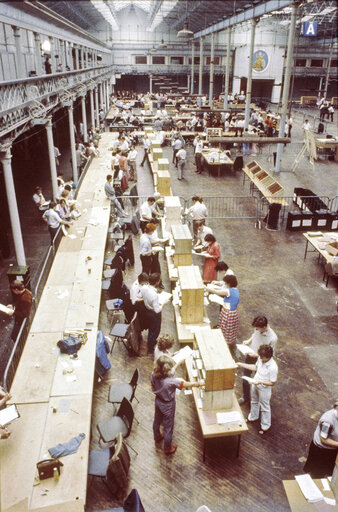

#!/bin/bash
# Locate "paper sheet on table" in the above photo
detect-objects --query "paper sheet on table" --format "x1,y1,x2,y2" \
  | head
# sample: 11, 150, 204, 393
172, 345, 193, 364
321, 479, 330, 492
242, 376, 256, 384
202, 411, 217, 425
216, 411, 242, 424
0, 303, 13, 315
170, 268, 178, 278
56, 290, 69, 299
158, 291, 172, 306
295, 474, 324, 503
237, 343, 256, 356
185, 325, 211, 333
184, 389, 192, 395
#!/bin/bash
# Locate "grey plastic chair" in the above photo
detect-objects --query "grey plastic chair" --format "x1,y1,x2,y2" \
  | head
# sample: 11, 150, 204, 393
108, 368, 140, 405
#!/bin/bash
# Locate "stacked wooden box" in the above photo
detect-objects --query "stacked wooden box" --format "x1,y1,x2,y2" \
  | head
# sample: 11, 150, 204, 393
171, 224, 192, 267
158, 158, 169, 171
164, 196, 182, 230
194, 328, 237, 410
177, 265, 204, 324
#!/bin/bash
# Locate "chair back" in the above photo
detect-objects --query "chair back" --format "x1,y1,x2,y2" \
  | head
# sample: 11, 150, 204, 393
129, 369, 140, 401
125, 312, 142, 355
117, 398, 134, 438
106, 432, 130, 498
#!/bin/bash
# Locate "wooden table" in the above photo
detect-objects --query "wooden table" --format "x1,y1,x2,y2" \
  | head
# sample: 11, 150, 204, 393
1, 134, 112, 512
283, 479, 338, 511
201, 149, 234, 177
186, 357, 248, 461
315, 137, 338, 162
303, 232, 335, 263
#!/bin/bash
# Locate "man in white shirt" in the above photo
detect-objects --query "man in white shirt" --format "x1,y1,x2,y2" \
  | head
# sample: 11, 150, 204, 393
184, 195, 208, 241
172, 137, 183, 166
130, 272, 149, 330
237, 344, 278, 434
33, 186, 49, 212
193, 135, 204, 174
239, 315, 277, 404
127, 146, 137, 181
176, 147, 186, 180
194, 220, 213, 249
140, 137, 150, 167
140, 197, 155, 232
42, 201, 72, 242
141, 273, 169, 354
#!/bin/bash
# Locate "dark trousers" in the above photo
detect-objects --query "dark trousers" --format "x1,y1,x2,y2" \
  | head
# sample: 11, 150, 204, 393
140, 254, 152, 275
153, 398, 176, 451
146, 309, 161, 354
140, 149, 148, 166
48, 226, 59, 243
242, 354, 258, 401
11, 317, 23, 342
172, 148, 178, 165
195, 153, 202, 173
304, 440, 338, 478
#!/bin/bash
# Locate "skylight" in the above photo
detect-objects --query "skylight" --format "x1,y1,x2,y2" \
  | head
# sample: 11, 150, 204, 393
112, 1, 153, 12
147, 0, 180, 31
90, 0, 119, 30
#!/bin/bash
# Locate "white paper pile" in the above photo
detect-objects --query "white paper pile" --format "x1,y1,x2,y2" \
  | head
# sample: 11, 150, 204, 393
216, 411, 242, 424
295, 474, 324, 503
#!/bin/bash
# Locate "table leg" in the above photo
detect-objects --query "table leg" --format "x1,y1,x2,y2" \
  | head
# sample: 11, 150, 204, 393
236, 435, 241, 458
304, 239, 309, 261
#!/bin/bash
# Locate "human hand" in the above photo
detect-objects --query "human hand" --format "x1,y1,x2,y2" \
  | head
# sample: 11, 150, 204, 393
0, 429, 10, 439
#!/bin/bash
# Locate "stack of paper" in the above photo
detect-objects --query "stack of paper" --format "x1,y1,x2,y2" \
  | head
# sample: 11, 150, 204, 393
216, 411, 242, 424
172, 345, 193, 364
158, 291, 172, 306
295, 474, 324, 502
242, 376, 256, 384
0, 303, 13, 315
208, 294, 226, 307
237, 343, 256, 356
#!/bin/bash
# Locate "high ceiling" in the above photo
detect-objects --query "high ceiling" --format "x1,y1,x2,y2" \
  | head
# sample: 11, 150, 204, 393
42, 0, 337, 38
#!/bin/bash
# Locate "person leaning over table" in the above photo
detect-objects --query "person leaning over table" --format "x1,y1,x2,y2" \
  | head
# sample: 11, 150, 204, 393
209, 274, 240, 347
5, 280, 32, 342
142, 273, 170, 355
151, 355, 203, 455
304, 401, 338, 478
42, 201, 73, 243
194, 220, 213, 250
238, 315, 278, 405
183, 195, 208, 242
237, 344, 278, 435
140, 197, 156, 232
199, 233, 220, 284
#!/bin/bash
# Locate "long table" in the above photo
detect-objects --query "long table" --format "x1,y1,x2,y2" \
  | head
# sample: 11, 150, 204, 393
303, 232, 335, 263
1, 133, 112, 512
201, 149, 234, 177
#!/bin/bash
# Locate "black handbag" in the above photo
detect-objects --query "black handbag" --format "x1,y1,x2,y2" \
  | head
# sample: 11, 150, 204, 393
37, 458, 63, 480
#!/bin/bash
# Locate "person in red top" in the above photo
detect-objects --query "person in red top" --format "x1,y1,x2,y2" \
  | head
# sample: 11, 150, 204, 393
200, 233, 221, 283
6, 280, 32, 342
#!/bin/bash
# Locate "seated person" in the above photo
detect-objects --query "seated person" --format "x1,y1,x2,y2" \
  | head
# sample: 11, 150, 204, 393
32, 186, 49, 211
56, 198, 72, 222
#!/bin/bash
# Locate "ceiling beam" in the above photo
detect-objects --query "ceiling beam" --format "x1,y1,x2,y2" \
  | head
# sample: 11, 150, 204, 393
194, 0, 295, 38
171, 0, 204, 30
147, 0, 163, 28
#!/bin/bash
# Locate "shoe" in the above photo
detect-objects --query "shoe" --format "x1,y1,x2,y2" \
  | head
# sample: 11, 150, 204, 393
164, 445, 177, 455
238, 398, 248, 405
259, 428, 270, 435
154, 434, 164, 442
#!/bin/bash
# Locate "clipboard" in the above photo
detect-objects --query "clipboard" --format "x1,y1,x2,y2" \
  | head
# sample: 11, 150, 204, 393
0, 404, 20, 426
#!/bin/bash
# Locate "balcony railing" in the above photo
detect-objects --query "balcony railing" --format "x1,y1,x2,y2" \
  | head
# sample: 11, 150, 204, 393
112, 64, 225, 76
0, 65, 113, 139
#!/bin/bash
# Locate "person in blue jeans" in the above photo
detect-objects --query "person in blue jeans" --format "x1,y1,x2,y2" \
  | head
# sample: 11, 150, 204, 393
151, 355, 202, 455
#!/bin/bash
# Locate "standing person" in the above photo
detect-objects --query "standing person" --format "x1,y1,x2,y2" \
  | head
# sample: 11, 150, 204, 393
104, 175, 128, 217
193, 135, 204, 174
211, 274, 239, 346
139, 223, 157, 275
238, 316, 278, 405
154, 334, 177, 363
44, 56, 52, 74
304, 401, 338, 478
200, 234, 221, 283
151, 355, 202, 455
303, 119, 311, 132
287, 114, 293, 138
194, 220, 213, 250
140, 197, 156, 232
184, 195, 208, 242
172, 136, 182, 166
127, 145, 137, 181
130, 272, 149, 331
176, 146, 186, 181
140, 136, 150, 167
42, 202, 72, 243
5, 280, 32, 342
328, 104, 334, 122
237, 344, 278, 435
142, 273, 170, 355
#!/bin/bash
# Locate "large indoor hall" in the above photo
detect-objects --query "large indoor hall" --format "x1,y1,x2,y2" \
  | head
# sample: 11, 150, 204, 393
0, 1, 337, 512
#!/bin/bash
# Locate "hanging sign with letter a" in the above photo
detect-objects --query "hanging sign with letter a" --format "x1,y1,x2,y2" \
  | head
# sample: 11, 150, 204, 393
301, 21, 318, 36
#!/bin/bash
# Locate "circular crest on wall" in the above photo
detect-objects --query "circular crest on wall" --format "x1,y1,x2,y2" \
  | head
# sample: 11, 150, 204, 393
252, 50, 269, 72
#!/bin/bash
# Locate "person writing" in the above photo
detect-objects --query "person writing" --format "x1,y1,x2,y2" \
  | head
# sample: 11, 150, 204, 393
151, 355, 202, 455
237, 344, 278, 435
5, 280, 32, 342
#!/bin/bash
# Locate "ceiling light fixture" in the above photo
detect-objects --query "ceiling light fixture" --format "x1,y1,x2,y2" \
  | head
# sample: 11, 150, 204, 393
177, 20, 193, 38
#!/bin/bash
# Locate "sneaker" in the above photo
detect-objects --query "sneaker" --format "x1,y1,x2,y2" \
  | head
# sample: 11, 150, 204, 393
164, 445, 177, 455
154, 434, 164, 442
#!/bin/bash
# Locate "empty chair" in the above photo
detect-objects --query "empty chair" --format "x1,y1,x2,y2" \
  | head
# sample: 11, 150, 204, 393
110, 311, 142, 355
97, 398, 136, 455
108, 368, 140, 406
88, 432, 130, 499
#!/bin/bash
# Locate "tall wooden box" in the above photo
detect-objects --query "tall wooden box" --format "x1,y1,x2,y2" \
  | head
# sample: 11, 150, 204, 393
165, 196, 182, 220
173, 253, 192, 267
158, 158, 169, 171
152, 148, 163, 161
171, 224, 192, 254
178, 266, 204, 324
194, 328, 237, 410
157, 171, 170, 196
144, 126, 153, 135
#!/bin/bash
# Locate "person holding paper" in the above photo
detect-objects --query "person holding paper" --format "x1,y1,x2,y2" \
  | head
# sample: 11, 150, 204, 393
42, 201, 73, 243
6, 280, 32, 342
201, 234, 221, 284
237, 345, 278, 435
142, 273, 170, 355
304, 401, 338, 478
238, 316, 278, 405
210, 274, 240, 346
151, 355, 202, 455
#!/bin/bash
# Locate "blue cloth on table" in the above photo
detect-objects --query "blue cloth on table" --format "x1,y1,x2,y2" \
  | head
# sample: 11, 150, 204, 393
48, 433, 85, 458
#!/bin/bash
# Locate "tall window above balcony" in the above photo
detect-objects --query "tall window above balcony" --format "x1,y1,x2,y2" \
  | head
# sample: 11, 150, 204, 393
152, 56, 165, 64
135, 56, 147, 64
310, 59, 323, 67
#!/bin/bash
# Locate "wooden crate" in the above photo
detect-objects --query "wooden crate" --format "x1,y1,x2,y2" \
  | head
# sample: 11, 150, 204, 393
164, 196, 182, 221
144, 126, 153, 135
173, 253, 192, 267
178, 266, 204, 324
157, 170, 170, 196
152, 148, 163, 161
171, 224, 192, 254
202, 389, 233, 410
158, 158, 169, 171
195, 328, 237, 391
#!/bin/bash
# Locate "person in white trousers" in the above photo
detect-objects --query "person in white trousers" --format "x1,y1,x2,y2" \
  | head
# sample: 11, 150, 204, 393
237, 344, 278, 435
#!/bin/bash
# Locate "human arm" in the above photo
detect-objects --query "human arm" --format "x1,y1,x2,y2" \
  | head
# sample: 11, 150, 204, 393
0, 391, 12, 407
237, 362, 257, 372
180, 380, 203, 389
321, 437, 338, 448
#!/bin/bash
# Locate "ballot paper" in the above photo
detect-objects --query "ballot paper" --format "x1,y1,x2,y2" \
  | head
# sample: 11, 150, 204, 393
172, 345, 193, 365
208, 294, 224, 307
295, 474, 324, 502
0, 303, 14, 315
158, 291, 172, 306
152, 246, 164, 253
236, 344, 256, 356
216, 411, 242, 425
242, 376, 257, 385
